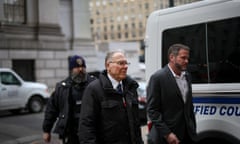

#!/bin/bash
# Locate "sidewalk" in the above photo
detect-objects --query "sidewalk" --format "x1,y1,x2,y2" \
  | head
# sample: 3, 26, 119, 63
2, 134, 61, 144
2, 126, 148, 144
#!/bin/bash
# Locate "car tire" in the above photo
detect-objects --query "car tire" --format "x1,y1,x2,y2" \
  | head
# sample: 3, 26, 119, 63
28, 96, 44, 113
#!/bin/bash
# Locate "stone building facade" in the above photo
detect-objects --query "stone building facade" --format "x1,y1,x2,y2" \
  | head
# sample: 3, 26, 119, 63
0, 0, 201, 91
0, 0, 95, 91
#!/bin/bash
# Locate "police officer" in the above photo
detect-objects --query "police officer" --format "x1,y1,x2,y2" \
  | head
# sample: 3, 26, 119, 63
42, 55, 96, 144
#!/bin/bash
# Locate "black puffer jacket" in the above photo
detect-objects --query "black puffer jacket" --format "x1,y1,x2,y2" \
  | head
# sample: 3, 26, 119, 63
78, 70, 143, 144
42, 74, 95, 138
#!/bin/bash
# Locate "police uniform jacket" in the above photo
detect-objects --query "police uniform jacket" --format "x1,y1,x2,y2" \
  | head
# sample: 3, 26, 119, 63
42, 74, 95, 138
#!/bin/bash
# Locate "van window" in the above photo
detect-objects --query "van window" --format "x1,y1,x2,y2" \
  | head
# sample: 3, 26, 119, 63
162, 17, 240, 84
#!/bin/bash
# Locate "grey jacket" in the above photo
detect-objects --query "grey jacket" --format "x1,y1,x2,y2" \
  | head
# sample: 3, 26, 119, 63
147, 65, 196, 144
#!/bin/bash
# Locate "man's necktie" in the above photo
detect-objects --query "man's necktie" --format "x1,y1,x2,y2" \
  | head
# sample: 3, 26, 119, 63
117, 83, 126, 107
117, 83, 123, 94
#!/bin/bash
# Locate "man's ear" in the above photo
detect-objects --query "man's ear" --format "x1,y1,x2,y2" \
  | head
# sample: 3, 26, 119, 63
105, 62, 109, 69
169, 54, 174, 61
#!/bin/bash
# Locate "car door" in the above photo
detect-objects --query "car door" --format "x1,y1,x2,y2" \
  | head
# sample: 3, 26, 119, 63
0, 71, 22, 110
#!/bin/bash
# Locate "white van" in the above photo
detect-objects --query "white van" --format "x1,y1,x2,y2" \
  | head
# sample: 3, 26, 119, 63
145, 0, 240, 143
0, 68, 50, 113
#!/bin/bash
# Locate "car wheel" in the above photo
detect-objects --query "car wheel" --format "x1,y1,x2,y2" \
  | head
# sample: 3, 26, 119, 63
28, 96, 44, 113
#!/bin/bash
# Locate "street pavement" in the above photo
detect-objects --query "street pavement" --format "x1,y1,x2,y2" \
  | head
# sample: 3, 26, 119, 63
2, 126, 148, 144
1, 134, 61, 144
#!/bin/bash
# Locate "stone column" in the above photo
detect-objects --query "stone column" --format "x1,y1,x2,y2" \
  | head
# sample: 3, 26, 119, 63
38, 0, 59, 25
72, 0, 92, 40
37, 0, 65, 50
71, 0, 96, 72
0, 1, 4, 22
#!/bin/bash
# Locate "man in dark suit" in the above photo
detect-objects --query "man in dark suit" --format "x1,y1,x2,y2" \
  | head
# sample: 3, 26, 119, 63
147, 44, 197, 144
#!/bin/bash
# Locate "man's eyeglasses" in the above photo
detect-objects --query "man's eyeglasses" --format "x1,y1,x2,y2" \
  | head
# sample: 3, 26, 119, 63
110, 61, 131, 66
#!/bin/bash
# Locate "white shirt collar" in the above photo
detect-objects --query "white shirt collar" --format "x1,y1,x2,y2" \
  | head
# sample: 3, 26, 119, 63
168, 64, 186, 79
107, 73, 122, 89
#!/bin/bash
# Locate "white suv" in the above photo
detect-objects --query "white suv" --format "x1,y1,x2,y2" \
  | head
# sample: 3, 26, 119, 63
0, 68, 50, 113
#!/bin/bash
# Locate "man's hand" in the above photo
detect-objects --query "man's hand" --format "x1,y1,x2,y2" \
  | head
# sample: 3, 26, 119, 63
43, 132, 51, 143
165, 132, 180, 144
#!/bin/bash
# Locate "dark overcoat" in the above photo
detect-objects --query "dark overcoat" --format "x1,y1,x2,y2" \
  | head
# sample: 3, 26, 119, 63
78, 70, 143, 144
42, 74, 95, 138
